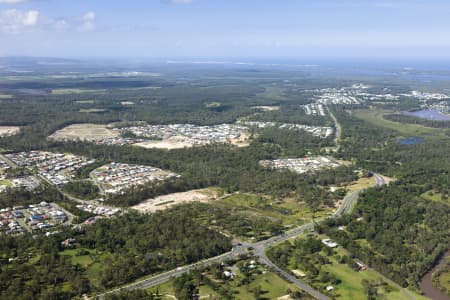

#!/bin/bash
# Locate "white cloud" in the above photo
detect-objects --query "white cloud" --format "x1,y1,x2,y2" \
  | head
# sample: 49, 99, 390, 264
0, 0, 28, 3
82, 11, 95, 21
0, 9, 40, 34
79, 11, 95, 31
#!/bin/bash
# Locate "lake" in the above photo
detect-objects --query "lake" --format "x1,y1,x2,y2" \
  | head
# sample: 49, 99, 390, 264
402, 109, 450, 121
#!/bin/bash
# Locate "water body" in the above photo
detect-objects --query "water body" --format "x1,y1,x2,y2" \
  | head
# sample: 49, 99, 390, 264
403, 109, 450, 121
420, 250, 450, 300
398, 136, 424, 145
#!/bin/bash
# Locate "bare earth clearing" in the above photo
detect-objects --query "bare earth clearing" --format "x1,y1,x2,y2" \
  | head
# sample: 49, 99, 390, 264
134, 140, 193, 150
252, 105, 281, 111
132, 189, 218, 213
49, 124, 119, 141
134, 132, 251, 150
0, 126, 20, 137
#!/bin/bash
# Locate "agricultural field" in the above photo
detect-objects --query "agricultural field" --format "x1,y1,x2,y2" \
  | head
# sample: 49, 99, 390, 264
0, 126, 20, 137
49, 123, 119, 141
132, 189, 219, 213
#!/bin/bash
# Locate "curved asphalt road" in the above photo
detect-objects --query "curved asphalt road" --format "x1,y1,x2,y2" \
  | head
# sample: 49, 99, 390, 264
92, 176, 387, 300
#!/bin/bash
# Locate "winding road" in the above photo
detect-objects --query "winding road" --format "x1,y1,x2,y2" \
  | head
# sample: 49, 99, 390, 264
92, 178, 386, 300
92, 106, 391, 300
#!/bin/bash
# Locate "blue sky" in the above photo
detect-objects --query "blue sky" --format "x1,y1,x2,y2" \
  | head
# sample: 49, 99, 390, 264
0, 0, 449, 58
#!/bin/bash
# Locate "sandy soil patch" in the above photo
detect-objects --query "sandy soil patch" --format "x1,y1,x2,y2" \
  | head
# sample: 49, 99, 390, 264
0, 126, 20, 137
49, 124, 119, 141
75, 100, 95, 104
79, 108, 107, 113
134, 132, 251, 150
134, 140, 194, 150
277, 295, 294, 300
132, 189, 218, 213
252, 105, 280, 111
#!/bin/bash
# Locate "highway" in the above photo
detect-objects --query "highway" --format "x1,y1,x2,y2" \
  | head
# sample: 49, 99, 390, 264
91, 107, 387, 300
92, 178, 384, 300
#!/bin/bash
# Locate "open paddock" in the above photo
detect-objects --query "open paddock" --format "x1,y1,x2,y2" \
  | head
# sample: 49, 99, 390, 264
49, 123, 119, 141
0, 126, 20, 137
132, 189, 218, 213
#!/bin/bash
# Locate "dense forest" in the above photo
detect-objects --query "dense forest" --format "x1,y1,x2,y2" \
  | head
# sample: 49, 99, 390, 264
317, 181, 449, 288
1, 67, 449, 299
316, 108, 450, 289
0, 209, 231, 299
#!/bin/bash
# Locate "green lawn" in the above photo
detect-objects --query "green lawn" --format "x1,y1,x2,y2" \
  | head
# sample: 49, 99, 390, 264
62, 248, 95, 267
232, 271, 296, 299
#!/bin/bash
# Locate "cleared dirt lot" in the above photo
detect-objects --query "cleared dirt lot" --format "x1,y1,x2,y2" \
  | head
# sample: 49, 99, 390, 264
132, 189, 218, 213
134, 132, 251, 150
49, 123, 119, 141
252, 105, 280, 111
0, 126, 20, 137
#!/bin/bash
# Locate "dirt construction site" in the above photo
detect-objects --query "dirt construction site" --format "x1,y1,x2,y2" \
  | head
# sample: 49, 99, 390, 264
131, 189, 219, 213
0, 126, 20, 137
48, 123, 119, 141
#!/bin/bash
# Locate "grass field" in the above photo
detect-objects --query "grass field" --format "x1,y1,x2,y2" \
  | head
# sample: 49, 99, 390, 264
215, 193, 333, 227
61, 248, 111, 287
421, 190, 449, 205
345, 176, 376, 192
353, 109, 446, 138
152, 268, 298, 300
438, 269, 450, 294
